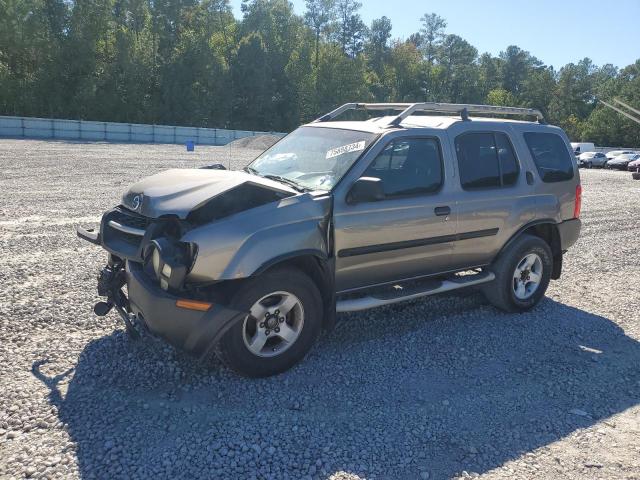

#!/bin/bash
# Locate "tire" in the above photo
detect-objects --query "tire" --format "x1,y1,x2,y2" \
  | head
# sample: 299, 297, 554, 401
214, 267, 323, 377
483, 234, 553, 313
586, 161, 592, 169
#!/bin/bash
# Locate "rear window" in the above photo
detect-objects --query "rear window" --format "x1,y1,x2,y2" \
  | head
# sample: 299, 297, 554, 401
523, 132, 574, 182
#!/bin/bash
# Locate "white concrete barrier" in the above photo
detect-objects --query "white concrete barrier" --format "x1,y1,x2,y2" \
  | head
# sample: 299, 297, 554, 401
0, 115, 284, 146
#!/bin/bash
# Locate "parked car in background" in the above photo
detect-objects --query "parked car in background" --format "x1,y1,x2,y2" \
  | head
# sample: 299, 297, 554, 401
607, 153, 640, 170
577, 151, 608, 168
605, 150, 635, 161
627, 157, 640, 171
571, 142, 595, 156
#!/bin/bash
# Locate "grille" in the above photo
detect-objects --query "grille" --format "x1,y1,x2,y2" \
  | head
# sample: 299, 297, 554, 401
112, 208, 150, 230
118, 230, 144, 246
102, 208, 152, 259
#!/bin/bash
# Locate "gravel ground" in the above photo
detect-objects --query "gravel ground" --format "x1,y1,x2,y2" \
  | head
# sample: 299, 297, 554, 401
0, 139, 639, 480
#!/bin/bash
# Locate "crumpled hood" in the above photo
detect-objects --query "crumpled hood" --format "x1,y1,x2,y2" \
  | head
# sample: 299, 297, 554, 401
122, 169, 296, 219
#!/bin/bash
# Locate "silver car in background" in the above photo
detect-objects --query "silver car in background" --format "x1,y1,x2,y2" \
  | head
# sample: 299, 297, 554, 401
607, 153, 640, 170
577, 151, 608, 168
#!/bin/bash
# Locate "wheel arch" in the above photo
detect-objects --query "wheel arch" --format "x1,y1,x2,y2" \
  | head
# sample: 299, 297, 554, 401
253, 251, 336, 331
497, 220, 563, 279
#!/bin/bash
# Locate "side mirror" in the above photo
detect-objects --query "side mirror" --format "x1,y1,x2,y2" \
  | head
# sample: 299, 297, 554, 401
347, 177, 385, 204
200, 163, 227, 170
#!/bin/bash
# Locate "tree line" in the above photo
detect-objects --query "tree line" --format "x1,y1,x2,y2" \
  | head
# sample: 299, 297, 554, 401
1, 0, 638, 146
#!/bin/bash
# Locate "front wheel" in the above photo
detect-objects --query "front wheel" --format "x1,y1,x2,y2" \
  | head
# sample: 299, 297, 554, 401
214, 267, 323, 377
483, 234, 553, 313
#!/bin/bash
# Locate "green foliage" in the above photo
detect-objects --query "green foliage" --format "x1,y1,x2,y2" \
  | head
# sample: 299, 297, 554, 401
304, 0, 335, 67
486, 88, 517, 107
0, 2, 638, 145
419, 13, 446, 64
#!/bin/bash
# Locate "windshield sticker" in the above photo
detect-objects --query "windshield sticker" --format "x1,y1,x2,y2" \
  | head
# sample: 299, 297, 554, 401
326, 141, 366, 159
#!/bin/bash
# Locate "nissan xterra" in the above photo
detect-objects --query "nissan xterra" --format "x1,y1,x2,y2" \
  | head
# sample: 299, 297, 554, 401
77, 102, 582, 377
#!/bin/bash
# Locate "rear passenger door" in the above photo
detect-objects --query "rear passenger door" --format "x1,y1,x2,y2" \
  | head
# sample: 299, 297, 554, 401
448, 127, 536, 270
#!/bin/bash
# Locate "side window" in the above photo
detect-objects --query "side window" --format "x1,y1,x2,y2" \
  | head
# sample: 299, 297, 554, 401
455, 132, 520, 190
523, 132, 574, 182
363, 138, 443, 197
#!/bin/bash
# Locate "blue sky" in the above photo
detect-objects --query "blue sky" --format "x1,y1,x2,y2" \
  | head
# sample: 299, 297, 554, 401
230, 0, 640, 68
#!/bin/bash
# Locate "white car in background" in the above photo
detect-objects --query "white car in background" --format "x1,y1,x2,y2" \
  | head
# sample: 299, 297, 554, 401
577, 151, 608, 168
605, 150, 635, 161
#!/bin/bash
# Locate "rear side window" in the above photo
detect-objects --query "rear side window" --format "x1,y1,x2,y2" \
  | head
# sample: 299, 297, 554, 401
363, 138, 443, 197
455, 132, 520, 190
523, 132, 574, 182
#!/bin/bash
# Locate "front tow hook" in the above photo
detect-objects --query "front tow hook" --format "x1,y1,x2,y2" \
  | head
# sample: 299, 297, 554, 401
95, 265, 141, 339
94, 300, 141, 340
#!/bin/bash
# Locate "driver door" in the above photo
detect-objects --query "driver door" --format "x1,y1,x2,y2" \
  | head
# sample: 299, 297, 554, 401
333, 134, 458, 292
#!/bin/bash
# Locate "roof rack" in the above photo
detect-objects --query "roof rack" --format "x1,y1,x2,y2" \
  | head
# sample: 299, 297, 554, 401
313, 102, 545, 126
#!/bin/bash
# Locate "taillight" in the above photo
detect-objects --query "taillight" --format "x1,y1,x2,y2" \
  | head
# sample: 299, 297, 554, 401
574, 184, 582, 219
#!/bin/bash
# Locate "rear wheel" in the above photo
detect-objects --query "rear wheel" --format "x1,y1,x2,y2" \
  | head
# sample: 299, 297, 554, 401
483, 234, 552, 312
214, 267, 322, 377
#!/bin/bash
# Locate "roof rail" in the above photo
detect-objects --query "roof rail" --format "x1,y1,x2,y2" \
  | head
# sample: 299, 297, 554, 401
313, 102, 545, 125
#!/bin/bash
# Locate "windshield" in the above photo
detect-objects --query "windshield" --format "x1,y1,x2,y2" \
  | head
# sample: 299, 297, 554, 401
248, 126, 377, 191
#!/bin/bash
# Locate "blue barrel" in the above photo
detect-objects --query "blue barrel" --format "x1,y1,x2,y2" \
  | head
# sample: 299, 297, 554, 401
186, 140, 195, 152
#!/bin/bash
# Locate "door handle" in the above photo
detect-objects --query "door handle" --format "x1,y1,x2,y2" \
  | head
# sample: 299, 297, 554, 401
526, 171, 534, 185
434, 206, 451, 216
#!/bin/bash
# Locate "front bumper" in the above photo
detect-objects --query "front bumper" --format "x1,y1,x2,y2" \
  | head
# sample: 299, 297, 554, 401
126, 261, 246, 358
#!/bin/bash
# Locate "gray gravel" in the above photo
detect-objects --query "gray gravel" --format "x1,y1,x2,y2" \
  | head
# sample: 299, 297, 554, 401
1, 139, 639, 480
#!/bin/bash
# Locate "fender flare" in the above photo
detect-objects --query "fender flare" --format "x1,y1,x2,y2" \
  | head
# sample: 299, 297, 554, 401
497, 219, 561, 256
496, 219, 563, 279
252, 249, 329, 277
251, 250, 336, 331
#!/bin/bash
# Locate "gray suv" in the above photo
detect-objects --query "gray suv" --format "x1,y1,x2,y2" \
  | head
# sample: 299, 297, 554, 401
78, 102, 582, 377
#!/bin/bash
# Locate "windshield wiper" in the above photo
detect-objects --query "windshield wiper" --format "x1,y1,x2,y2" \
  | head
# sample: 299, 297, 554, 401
244, 167, 309, 192
262, 174, 310, 192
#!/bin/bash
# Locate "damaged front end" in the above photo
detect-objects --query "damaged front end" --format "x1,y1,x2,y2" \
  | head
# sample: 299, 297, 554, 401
78, 205, 249, 357
76, 168, 330, 358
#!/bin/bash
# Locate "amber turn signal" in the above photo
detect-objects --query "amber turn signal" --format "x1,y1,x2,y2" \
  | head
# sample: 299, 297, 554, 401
175, 299, 212, 312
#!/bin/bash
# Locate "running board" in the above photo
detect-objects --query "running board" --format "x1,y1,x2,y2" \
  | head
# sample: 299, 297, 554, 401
336, 271, 495, 313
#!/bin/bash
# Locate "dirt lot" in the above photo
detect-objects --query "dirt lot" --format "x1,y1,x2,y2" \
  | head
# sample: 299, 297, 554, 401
0, 139, 639, 480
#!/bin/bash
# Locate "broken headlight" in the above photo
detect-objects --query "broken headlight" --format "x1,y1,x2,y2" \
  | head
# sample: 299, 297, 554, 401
144, 238, 197, 291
